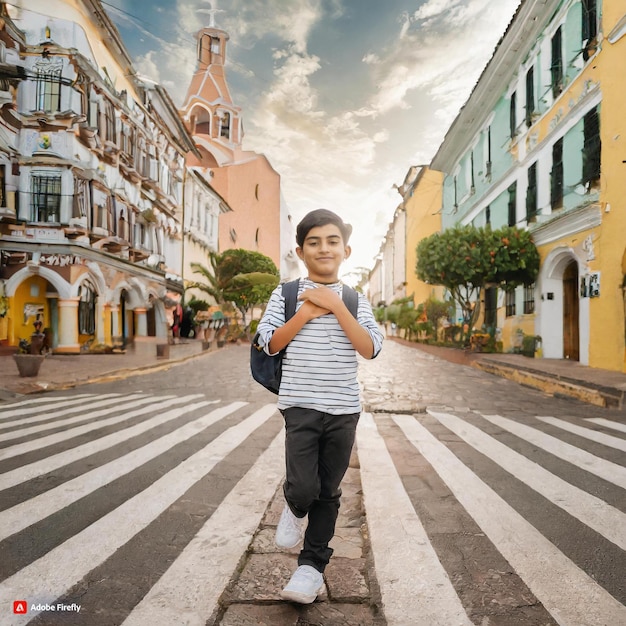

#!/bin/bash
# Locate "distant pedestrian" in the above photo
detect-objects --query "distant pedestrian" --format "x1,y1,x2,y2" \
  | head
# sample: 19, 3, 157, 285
256, 209, 383, 604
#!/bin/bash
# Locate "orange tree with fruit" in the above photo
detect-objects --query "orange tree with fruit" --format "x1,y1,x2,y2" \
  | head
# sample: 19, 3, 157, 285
416, 224, 539, 345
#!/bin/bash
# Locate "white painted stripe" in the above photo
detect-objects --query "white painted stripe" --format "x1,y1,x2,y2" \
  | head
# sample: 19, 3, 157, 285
0, 394, 99, 420
0, 404, 277, 625
0, 400, 221, 491
583, 417, 626, 435
122, 430, 285, 626
430, 411, 626, 551
0, 401, 244, 541
0, 394, 152, 441
482, 413, 626, 490
537, 416, 626, 452
356, 412, 471, 626
0, 395, 202, 461
394, 414, 626, 626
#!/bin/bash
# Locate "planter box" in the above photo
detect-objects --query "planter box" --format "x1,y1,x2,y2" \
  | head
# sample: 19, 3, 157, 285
156, 344, 170, 359
13, 354, 45, 377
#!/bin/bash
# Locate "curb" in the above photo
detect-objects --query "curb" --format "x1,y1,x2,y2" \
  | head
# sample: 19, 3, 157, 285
0, 348, 219, 396
472, 359, 618, 408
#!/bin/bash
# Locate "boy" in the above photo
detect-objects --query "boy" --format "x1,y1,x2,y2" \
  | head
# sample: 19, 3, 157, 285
256, 208, 383, 604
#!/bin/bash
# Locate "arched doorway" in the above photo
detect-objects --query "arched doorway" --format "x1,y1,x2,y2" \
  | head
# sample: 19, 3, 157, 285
563, 261, 579, 361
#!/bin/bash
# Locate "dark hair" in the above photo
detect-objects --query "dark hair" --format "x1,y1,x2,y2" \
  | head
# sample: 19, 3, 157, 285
296, 209, 353, 247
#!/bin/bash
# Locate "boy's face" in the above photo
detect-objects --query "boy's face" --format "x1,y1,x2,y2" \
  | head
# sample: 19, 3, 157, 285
296, 223, 351, 283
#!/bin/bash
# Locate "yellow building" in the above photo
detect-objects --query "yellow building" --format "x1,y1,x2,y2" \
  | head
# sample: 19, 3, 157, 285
430, 0, 626, 371
404, 167, 445, 309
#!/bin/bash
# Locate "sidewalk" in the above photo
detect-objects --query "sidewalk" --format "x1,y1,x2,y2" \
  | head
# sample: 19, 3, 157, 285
0, 340, 209, 400
390, 337, 626, 410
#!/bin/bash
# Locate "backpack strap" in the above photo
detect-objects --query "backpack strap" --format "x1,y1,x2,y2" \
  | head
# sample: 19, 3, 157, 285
342, 285, 359, 319
281, 279, 300, 322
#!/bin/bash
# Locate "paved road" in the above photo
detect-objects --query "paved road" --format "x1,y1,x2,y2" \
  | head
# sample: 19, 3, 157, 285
0, 342, 624, 625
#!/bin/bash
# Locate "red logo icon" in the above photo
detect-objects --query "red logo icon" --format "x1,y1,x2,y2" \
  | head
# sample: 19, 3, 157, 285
13, 601, 28, 614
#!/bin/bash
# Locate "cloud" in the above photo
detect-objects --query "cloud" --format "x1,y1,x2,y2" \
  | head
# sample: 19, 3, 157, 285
413, 0, 463, 21
364, 0, 520, 121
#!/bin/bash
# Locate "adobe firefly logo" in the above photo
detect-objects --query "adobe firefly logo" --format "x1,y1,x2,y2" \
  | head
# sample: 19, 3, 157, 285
13, 600, 28, 614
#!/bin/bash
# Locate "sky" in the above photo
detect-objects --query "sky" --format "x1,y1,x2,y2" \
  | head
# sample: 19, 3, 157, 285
104, 0, 522, 281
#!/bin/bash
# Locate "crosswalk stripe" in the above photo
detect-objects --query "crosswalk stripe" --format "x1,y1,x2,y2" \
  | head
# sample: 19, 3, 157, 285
0, 394, 153, 441
536, 416, 626, 451
429, 411, 626, 551
0, 404, 278, 624
0, 400, 241, 541
356, 412, 472, 626
0, 394, 101, 420
0, 395, 203, 461
393, 413, 626, 626
584, 418, 626, 434
122, 429, 285, 626
0, 400, 221, 491
481, 413, 626, 489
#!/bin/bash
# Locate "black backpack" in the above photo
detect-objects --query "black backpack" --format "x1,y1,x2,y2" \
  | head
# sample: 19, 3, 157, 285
250, 279, 359, 394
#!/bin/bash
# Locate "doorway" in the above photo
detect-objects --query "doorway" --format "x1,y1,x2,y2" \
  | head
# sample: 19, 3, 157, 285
563, 261, 579, 360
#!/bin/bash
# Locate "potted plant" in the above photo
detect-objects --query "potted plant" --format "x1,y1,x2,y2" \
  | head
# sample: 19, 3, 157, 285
13, 321, 47, 377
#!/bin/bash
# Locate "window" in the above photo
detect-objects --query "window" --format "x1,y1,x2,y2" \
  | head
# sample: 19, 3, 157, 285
526, 163, 538, 222
505, 289, 516, 317
78, 282, 96, 335
510, 91, 517, 138
0, 165, 5, 208
72, 177, 89, 220
83, 87, 99, 128
136, 136, 147, 175
104, 99, 116, 143
120, 123, 135, 158
211, 36, 220, 54
220, 112, 230, 139
453, 175, 458, 211
115, 199, 130, 241
582, 0, 598, 61
92, 186, 112, 231
523, 284, 535, 314
525, 66, 535, 127
31, 174, 61, 222
36, 66, 62, 113
582, 106, 601, 186
485, 205, 491, 225
551, 138, 564, 210
551, 27, 563, 99
508, 182, 517, 226
485, 126, 492, 179
484, 287, 497, 328
134, 220, 146, 249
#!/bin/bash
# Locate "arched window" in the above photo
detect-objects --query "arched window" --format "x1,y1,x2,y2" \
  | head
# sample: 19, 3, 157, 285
220, 112, 230, 139
78, 282, 96, 335
191, 105, 210, 135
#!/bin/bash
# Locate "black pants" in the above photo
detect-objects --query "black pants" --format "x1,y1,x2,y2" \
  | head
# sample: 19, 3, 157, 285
281, 406, 360, 573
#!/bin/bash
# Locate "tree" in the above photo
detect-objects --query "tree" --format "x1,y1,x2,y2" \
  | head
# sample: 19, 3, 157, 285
189, 251, 224, 304
416, 225, 539, 343
190, 249, 280, 330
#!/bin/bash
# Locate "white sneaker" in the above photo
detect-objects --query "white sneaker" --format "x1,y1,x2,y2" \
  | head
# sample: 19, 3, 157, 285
275, 504, 305, 548
280, 565, 324, 604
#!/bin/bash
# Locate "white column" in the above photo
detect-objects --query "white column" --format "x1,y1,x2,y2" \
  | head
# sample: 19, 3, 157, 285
110, 305, 119, 338
96, 297, 105, 343
56, 298, 80, 353
134, 307, 148, 337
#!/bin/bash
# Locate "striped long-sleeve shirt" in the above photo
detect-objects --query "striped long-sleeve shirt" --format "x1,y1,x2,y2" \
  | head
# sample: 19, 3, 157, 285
256, 278, 384, 414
